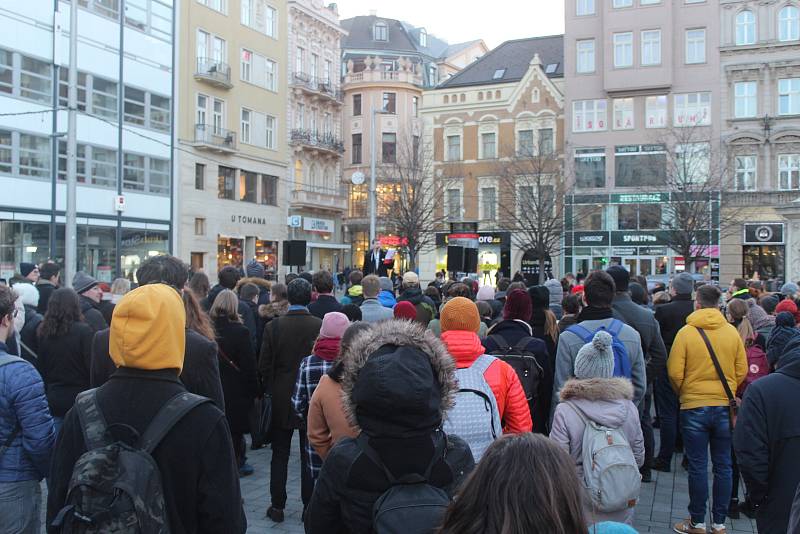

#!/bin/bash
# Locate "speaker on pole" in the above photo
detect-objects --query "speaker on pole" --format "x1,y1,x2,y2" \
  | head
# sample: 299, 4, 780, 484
282, 240, 307, 266
447, 246, 464, 272
464, 248, 479, 273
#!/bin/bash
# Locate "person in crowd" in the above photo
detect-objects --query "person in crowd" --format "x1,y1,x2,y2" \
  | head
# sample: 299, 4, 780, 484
759, 293, 779, 316
0, 285, 55, 534
781, 282, 799, 302
553, 271, 646, 420
260, 282, 289, 325
438, 433, 588, 534
359, 275, 394, 324
483, 289, 553, 434
339, 270, 364, 306
394, 300, 419, 322
776, 297, 800, 324
243, 259, 271, 307
72, 272, 108, 333
304, 319, 475, 534
35, 262, 60, 315
476, 285, 503, 320
47, 284, 246, 533
210, 290, 258, 477
550, 331, 644, 525
259, 278, 322, 523
746, 299, 774, 342
110, 278, 130, 304
306, 322, 369, 459
36, 288, 93, 434
378, 277, 397, 309
97, 283, 116, 326
238, 283, 262, 353
652, 291, 670, 306
545, 278, 564, 320
668, 284, 747, 534
285, 273, 299, 285
767, 312, 799, 370
653, 272, 695, 473
428, 282, 489, 338
187, 271, 210, 302
559, 294, 582, 332
476, 301, 494, 328
728, 278, 752, 301
308, 270, 342, 320
14, 283, 42, 363
495, 277, 511, 304
735, 330, 800, 533
19, 263, 39, 284
424, 285, 442, 316
362, 239, 392, 277
89, 256, 225, 411
748, 281, 765, 301
606, 266, 667, 483
528, 285, 559, 359
628, 282, 648, 307
205, 266, 257, 342
396, 271, 436, 327
340, 303, 362, 323
439, 297, 532, 434
292, 311, 349, 496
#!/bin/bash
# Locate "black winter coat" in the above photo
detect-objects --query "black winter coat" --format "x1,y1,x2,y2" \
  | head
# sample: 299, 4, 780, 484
36, 322, 93, 417
35, 281, 57, 315
46, 368, 246, 534
654, 294, 694, 353
79, 295, 108, 333
308, 294, 343, 320
98, 300, 115, 326
613, 293, 667, 381
734, 338, 800, 534
214, 317, 258, 433
239, 299, 262, 354
19, 305, 42, 363
90, 328, 226, 411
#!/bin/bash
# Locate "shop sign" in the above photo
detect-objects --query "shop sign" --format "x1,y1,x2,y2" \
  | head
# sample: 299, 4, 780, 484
710, 258, 720, 280
570, 232, 610, 246
120, 233, 166, 248
611, 247, 637, 256
610, 231, 665, 246
743, 223, 784, 245
232, 215, 271, 225
436, 232, 511, 247
639, 246, 667, 256
520, 250, 553, 278
287, 215, 302, 228
615, 144, 665, 154
114, 195, 126, 212
379, 235, 408, 247
611, 193, 668, 204
303, 217, 334, 233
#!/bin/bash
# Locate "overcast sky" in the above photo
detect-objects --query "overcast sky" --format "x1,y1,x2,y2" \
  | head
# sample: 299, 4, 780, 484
335, 0, 565, 50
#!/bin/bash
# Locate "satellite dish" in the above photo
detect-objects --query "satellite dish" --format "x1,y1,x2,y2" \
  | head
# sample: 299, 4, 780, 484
351, 171, 365, 185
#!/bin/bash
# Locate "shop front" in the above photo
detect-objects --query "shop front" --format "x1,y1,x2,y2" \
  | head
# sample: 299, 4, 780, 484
434, 231, 511, 282
741, 223, 785, 283
287, 215, 349, 273
217, 236, 279, 278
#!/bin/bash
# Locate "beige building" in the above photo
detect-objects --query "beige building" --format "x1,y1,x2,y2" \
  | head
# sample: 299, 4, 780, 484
419, 36, 566, 281
176, 0, 289, 280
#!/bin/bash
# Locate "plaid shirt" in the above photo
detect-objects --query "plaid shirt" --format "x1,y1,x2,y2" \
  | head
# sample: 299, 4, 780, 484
291, 354, 334, 480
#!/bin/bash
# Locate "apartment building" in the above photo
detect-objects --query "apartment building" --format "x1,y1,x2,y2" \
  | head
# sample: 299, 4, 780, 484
0, 0, 174, 282
564, 0, 722, 282
419, 36, 565, 281
719, 0, 800, 285
287, 0, 347, 272
340, 13, 486, 269
176, 0, 288, 280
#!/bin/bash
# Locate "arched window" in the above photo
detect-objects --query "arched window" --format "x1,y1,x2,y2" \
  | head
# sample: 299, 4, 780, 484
736, 10, 756, 45
443, 95, 449, 104
323, 169, 332, 192
373, 22, 388, 41
780, 5, 800, 41
495, 90, 501, 99
308, 164, 318, 191
532, 87, 540, 103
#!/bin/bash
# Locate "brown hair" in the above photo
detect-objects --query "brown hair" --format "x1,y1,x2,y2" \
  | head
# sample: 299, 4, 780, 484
187, 271, 210, 300
727, 298, 754, 345
542, 308, 559, 345
209, 289, 240, 323
183, 289, 214, 340
38, 288, 83, 338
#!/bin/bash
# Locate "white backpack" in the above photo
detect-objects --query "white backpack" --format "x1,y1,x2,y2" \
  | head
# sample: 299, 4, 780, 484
565, 401, 641, 513
443, 354, 502, 462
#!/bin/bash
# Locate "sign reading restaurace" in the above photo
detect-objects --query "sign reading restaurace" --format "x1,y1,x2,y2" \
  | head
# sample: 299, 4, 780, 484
611, 193, 669, 204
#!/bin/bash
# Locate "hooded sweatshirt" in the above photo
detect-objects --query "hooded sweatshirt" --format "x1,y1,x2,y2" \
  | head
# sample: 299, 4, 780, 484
545, 279, 564, 319
667, 307, 748, 410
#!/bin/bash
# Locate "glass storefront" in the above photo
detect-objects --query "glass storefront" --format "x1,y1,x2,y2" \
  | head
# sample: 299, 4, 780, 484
120, 229, 169, 282
743, 245, 785, 282
255, 240, 278, 278
218, 236, 244, 269
0, 221, 54, 279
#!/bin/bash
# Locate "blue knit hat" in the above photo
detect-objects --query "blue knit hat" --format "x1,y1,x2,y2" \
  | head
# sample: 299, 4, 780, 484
246, 260, 265, 279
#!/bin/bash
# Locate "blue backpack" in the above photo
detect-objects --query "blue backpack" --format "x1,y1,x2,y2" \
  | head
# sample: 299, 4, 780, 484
566, 320, 632, 378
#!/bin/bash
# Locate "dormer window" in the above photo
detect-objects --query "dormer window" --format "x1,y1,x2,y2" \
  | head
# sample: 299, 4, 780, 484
373, 22, 388, 41
419, 28, 427, 47
493, 69, 505, 80
545, 63, 559, 74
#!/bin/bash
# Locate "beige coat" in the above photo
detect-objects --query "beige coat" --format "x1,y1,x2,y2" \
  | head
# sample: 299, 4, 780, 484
307, 374, 358, 459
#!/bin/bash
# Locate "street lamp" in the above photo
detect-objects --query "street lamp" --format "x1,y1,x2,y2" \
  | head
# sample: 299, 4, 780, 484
370, 106, 390, 244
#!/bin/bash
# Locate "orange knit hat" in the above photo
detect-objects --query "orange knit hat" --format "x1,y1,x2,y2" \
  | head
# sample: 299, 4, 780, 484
440, 296, 481, 333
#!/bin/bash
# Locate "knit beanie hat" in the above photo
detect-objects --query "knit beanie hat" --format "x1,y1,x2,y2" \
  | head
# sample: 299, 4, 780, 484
544, 278, 563, 306
246, 260, 265, 279
72, 271, 99, 294
402, 271, 419, 286
776, 298, 800, 324
379, 276, 393, 292
776, 310, 796, 327
782, 282, 799, 297
12, 282, 39, 307
476, 285, 495, 301
761, 294, 780, 314
19, 262, 36, 278
671, 272, 694, 295
527, 285, 550, 310
503, 289, 532, 321
606, 265, 629, 292
746, 299, 775, 331
440, 296, 480, 333
320, 311, 350, 339
574, 331, 615, 379
394, 301, 417, 321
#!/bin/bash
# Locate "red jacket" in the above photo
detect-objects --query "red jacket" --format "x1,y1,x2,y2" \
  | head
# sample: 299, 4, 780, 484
441, 330, 532, 433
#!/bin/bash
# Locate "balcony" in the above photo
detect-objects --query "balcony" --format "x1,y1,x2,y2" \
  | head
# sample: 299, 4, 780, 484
290, 73, 343, 104
291, 188, 348, 212
193, 124, 237, 153
194, 58, 233, 89
343, 68, 423, 87
290, 129, 344, 157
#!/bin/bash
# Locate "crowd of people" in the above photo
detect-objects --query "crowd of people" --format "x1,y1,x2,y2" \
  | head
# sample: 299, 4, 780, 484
1, 254, 799, 534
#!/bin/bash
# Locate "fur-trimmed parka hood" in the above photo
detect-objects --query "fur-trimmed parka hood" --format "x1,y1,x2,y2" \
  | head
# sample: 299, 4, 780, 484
341, 319, 456, 438
559, 377, 634, 402
235, 277, 271, 290
259, 300, 288, 319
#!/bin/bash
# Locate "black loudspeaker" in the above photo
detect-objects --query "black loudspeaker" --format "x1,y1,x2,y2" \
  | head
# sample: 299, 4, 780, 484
464, 248, 478, 273
447, 246, 464, 272
282, 240, 307, 266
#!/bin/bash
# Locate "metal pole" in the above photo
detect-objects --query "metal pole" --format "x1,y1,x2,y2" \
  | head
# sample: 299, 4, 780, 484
369, 106, 377, 244
64, 0, 78, 288
116, 0, 124, 278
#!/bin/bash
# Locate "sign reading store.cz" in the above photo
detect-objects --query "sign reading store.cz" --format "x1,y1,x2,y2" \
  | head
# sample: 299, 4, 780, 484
436, 232, 511, 247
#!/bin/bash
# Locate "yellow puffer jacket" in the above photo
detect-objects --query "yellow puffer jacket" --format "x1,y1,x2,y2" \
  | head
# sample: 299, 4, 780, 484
667, 307, 748, 410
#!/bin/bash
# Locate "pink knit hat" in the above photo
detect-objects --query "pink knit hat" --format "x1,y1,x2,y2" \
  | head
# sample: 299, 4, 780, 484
320, 311, 350, 339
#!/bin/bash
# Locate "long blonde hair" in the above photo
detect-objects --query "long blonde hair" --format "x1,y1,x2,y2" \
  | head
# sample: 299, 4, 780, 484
209, 289, 241, 323
727, 299, 754, 345
543, 308, 559, 345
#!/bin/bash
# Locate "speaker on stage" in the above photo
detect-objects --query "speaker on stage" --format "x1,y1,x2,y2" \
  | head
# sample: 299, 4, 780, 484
282, 240, 307, 266
447, 246, 464, 272
464, 248, 478, 273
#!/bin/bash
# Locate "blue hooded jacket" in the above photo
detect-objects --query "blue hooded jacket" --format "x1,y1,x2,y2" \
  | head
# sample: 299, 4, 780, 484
377, 290, 396, 309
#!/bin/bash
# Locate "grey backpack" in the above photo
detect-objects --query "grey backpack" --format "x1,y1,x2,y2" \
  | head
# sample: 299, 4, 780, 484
566, 401, 641, 513
442, 354, 502, 462
51, 390, 211, 533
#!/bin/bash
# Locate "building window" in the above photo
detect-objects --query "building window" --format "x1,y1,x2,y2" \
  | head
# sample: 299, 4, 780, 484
419, 28, 427, 47
446, 188, 461, 221
381, 133, 396, 163
446, 134, 461, 161
780, 6, 800, 41
240, 170, 257, 202
676, 142, 710, 183
613, 98, 634, 130
615, 145, 667, 187
613, 0, 632, 7
324, 59, 332, 84
198, 0, 225, 13
373, 22, 388, 41
735, 155, 756, 191
673, 92, 711, 126
265, 59, 277, 91
576, 39, 595, 73
539, 128, 554, 155
218, 165, 236, 199
412, 96, 419, 117
351, 134, 362, 164
295, 47, 304, 75
240, 109, 251, 144
641, 0, 661, 4
19, 54, 51, 104
90, 147, 116, 188
261, 174, 278, 205
123, 86, 146, 126
81, 0, 172, 41
148, 158, 169, 195
212, 98, 225, 133
241, 0, 277, 37
58, 69, 87, 111
645, 95, 668, 128
480, 132, 497, 159
353, 94, 362, 116
382, 92, 396, 113
480, 186, 497, 221
194, 218, 205, 236
685, 28, 706, 64
613, 32, 633, 68
736, 10, 756, 45
517, 129, 534, 156
296, 103, 304, 129
0, 130, 11, 174
191, 253, 204, 271
576, 0, 595, 16
779, 154, 800, 190
195, 163, 205, 190
57, 141, 87, 183
91, 76, 118, 119
265, 115, 275, 149
734, 81, 757, 118
573, 99, 607, 132
779, 78, 800, 115
574, 148, 605, 188
618, 204, 662, 230
310, 53, 318, 78
641, 30, 661, 66
122, 153, 145, 191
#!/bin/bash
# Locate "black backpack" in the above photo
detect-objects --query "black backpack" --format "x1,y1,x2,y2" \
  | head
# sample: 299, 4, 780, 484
51, 390, 211, 533
357, 432, 450, 534
485, 334, 544, 416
